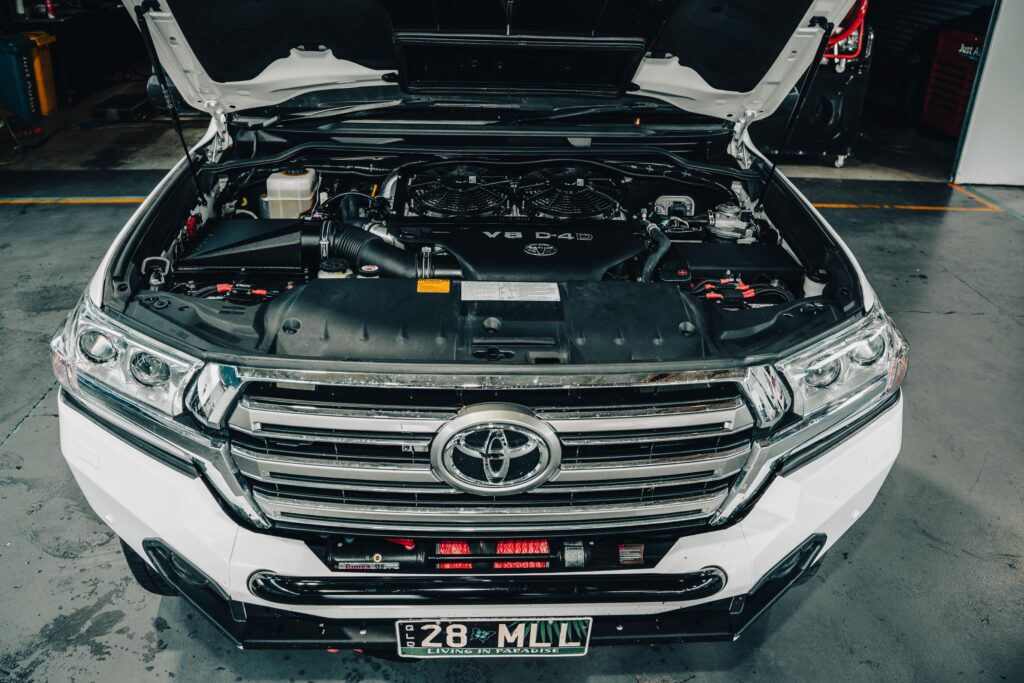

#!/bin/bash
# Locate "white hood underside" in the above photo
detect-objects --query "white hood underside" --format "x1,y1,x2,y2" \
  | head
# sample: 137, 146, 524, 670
126, 0, 855, 125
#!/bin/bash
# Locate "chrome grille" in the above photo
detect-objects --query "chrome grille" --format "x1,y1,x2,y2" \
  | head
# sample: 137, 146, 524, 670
227, 382, 754, 532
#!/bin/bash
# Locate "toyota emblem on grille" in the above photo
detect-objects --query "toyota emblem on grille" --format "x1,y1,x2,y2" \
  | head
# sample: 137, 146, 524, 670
524, 242, 557, 257
430, 405, 561, 495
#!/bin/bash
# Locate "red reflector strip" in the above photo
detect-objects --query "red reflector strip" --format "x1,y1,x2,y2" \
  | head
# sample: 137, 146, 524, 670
437, 541, 471, 555
496, 539, 549, 555
439, 562, 473, 570
494, 561, 549, 570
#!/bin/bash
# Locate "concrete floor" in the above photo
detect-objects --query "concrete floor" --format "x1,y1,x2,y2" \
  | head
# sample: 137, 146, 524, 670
1, 124, 1022, 682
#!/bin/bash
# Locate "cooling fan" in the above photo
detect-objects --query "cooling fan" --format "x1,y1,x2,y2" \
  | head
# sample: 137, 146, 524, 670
406, 165, 512, 217
518, 166, 623, 218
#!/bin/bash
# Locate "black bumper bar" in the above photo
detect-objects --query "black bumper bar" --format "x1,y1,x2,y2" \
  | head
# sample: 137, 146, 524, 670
142, 534, 826, 650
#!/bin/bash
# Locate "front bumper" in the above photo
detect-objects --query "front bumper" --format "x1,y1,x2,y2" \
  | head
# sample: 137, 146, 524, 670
58, 389, 903, 648
142, 534, 826, 648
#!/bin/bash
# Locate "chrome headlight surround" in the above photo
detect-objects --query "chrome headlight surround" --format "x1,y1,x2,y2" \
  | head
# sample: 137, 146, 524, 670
711, 304, 908, 525
51, 297, 202, 416
51, 297, 270, 529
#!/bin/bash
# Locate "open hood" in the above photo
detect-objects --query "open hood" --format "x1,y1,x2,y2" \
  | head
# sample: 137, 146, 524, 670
127, 0, 854, 124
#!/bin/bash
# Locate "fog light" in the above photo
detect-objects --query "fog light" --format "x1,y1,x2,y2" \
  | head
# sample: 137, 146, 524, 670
804, 357, 841, 388
129, 351, 170, 386
168, 551, 209, 587
78, 329, 117, 363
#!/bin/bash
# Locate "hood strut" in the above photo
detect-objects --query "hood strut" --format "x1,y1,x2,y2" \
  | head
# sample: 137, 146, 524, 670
134, 0, 206, 205
756, 16, 833, 210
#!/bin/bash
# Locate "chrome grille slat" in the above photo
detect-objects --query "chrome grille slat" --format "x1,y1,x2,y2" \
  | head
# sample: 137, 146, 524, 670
546, 398, 750, 433
555, 444, 750, 482
252, 488, 729, 531
559, 427, 738, 447
232, 445, 437, 484
228, 381, 754, 532
230, 398, 446, 435
230, 426, 433, 449
231, 443, 749, 490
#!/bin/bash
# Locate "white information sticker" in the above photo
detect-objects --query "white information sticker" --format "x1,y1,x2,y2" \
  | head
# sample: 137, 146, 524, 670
460, 282, 561, 302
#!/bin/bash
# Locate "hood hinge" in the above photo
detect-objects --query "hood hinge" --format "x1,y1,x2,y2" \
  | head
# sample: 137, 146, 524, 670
728, 110, 757, 170
205, 107, 232, 161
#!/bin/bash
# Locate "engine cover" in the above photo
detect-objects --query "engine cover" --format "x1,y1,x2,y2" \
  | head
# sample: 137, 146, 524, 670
398, 220, 647, 281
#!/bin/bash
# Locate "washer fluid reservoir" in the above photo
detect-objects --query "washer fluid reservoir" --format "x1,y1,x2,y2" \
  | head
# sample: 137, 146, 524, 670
266, 168, 317, 219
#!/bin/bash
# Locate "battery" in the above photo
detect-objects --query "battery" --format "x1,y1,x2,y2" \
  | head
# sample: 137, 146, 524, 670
661, 243, 803, 290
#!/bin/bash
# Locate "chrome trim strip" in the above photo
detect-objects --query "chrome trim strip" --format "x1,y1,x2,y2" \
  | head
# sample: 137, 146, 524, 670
559, 427, 739, 447
554, 444, 750, 482
229, 399, 445, 435
188, 364, 754, 429
531, 477, 730, 494
230, 397, 752, 439
739, 366, 791, 429
189, 363, 243, 428
534, 397, 746, 421
252, 488, 728, 528
233, 446, 746, 493
233, 367, 748, 389
60, 390, 198, 478
229, 426, 434, 450
710, 378, 891, 525
62, 377, 270, 529
231, 445, 437, 485
547, 400, 752, 434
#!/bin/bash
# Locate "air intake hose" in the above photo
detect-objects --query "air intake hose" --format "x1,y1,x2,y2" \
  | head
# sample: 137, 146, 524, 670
323, 221, 461, 279
641, 223, 671, 282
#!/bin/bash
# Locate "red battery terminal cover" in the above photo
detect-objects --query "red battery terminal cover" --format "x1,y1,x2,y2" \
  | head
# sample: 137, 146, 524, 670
698, 277, 756, 302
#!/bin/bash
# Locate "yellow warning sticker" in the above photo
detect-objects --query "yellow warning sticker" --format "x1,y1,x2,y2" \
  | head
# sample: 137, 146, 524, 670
417, 279, 451, 294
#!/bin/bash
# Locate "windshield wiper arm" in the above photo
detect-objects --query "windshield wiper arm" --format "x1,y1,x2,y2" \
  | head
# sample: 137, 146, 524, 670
275, 99, 426, 124
504, 101, 663, 126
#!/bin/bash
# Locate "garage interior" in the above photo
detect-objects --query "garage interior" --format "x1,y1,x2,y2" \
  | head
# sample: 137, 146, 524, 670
0, 1, 1021, 681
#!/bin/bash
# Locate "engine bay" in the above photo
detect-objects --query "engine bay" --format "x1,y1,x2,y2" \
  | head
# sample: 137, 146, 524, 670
125, 154, 852, 364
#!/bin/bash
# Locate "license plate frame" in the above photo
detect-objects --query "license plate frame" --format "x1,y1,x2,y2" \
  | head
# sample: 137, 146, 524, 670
395, 617, 593, 658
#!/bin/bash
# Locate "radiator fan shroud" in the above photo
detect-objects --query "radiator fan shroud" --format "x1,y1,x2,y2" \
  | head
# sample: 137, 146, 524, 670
407, 165, 512, 217
519, 166, 624, 219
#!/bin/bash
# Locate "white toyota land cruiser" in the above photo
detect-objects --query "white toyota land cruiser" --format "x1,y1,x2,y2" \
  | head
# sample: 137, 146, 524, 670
51, 0, 907, 658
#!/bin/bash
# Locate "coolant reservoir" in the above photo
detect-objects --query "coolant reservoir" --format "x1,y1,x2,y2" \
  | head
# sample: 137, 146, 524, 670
266, 169, 317, 219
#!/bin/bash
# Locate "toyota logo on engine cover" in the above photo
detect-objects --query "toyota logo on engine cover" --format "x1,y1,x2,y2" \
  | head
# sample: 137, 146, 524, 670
430, 404, 561, 495
524, 242, 558, 257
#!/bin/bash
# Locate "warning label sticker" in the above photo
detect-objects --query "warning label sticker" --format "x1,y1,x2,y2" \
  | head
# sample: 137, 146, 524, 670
416, 279, 451, 294
460, 282, 560, 302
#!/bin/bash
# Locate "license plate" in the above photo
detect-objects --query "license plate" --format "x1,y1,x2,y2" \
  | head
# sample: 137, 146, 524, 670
395, 618, 592, 658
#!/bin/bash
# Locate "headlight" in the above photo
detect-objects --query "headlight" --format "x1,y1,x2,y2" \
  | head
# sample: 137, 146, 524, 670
129, 351, 171, 387
778, 305, 908, 417
51, 297, 202, 416
78, 329, 117, 364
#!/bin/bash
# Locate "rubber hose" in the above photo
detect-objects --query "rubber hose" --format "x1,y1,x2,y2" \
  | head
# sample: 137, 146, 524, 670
325, 221, 462, 279
641, 224, 671, 282
325, 221, 416, 277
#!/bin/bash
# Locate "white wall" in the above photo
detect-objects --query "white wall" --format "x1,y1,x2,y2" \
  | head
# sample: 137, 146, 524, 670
954, 0, 1024, 185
